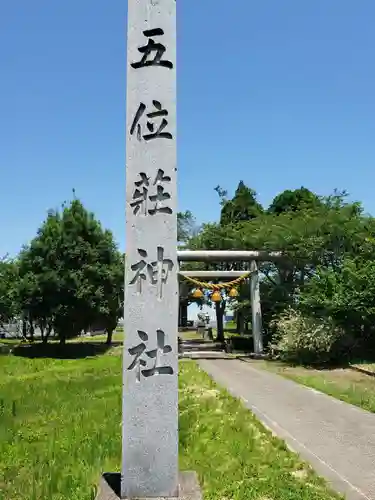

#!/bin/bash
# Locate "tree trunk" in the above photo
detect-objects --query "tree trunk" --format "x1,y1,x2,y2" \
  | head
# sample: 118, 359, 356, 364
106, 329, 114, 345
59, 335, 66, 346
22, 319, 27, 340
215, 301, 225, 343
40, 325, 45, 344
43, 324, 52, 344
179, 301, 188, 328
29, 321, 35, 342
236, 311, 244, 334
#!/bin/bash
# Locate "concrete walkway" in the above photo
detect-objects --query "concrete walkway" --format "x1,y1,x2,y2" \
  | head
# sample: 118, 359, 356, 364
199, 359, 375, 500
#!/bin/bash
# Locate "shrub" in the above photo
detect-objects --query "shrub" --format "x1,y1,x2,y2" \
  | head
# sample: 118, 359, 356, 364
270, 308, 344, 365
226, 333, 253, 352
300, 258, 375, 358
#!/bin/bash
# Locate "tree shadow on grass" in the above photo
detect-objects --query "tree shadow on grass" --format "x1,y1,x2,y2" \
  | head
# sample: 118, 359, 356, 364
10, 341, 123, 359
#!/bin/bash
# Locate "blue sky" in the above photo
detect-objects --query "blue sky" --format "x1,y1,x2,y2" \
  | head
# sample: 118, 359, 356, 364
1, 1, 374, 257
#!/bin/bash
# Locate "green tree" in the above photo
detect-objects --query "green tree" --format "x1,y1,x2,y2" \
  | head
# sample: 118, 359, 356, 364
0, 258, 19, 326
214, 181, 263, 334
96, 252, 124, 345
188, 190, 369, 346
216, 181, 263, 226
242, 193, 372, 348
268, 187, 321, 215
18, 210, 62, 342
19, 199, 123, 345
300, 255, 375, 359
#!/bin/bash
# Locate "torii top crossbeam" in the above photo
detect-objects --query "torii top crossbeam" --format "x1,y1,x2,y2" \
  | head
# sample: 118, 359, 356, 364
177, 250, 283, 262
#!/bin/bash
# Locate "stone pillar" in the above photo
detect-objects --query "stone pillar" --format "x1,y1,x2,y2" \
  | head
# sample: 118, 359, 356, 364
178, 281, 190, 328
250, 260, 263, 355
179, 301, 188, 327
123, 0, 178, 498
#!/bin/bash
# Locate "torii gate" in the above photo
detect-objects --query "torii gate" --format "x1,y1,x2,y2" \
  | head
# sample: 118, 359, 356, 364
177, 250, 284, 355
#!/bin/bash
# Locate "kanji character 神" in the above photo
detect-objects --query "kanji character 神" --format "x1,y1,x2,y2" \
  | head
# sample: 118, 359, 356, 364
129, 247, 174, 298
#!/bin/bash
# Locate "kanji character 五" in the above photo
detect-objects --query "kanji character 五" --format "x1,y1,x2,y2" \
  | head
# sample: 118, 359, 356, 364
131, 28, 173, 70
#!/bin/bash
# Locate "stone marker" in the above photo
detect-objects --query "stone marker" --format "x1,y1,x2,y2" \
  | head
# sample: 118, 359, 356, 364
250, 260, 263, 355
96, 1, 201, 497
123, 0, 178, 497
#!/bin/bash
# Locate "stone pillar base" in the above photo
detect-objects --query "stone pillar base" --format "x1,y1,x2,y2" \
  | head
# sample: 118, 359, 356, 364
95, 471, 202, 500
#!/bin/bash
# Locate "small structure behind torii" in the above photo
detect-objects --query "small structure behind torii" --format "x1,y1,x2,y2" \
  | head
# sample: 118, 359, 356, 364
177, 250, 284, 355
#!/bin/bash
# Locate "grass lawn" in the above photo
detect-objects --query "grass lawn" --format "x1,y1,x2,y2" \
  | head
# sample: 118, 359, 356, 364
253, 359, 375, 413
0, 338, 21, 345
0, 350, 340, 500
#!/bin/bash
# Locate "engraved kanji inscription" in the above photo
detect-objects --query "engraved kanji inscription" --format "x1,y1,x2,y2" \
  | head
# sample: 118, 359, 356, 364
130, 169, 172, 216
130, 101, 173, 142
129, 247, 174, 298
131, 28, 173, 70
127, 329, 173, 383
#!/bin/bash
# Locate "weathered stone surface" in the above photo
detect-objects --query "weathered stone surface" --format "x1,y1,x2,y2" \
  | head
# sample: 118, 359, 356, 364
95, 472, 202, 500
123, 0, 178, 498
